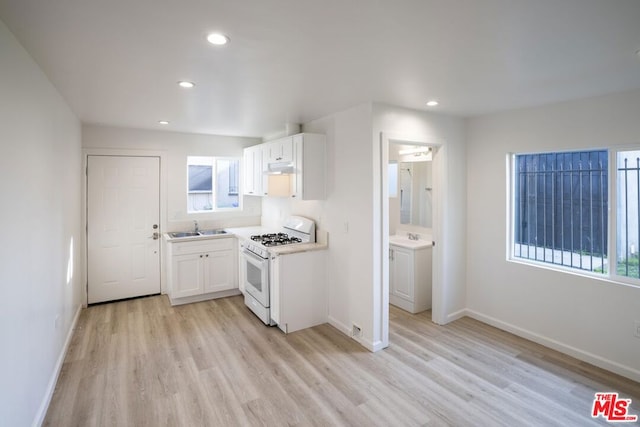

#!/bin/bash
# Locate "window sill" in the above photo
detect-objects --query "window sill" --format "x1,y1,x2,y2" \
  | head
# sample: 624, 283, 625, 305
507, 257, 640, 290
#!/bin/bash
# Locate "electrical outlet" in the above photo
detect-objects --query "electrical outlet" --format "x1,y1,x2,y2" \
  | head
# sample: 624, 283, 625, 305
635, 320, 640, 339
352, 324, 362, 338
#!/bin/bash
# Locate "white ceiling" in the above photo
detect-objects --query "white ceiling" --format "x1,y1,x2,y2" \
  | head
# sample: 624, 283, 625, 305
1, 0, 640, 138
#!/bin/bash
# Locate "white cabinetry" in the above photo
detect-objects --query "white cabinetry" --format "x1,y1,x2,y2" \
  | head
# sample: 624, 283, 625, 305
291, 133, 325, 200
242, 133, 325, 199
237, 238, 246, 294
166, 237, 238, 305
389, 244, 432, 313
270, 250, 327, 333
243, 145, 264, 196
264, 136, 293, 164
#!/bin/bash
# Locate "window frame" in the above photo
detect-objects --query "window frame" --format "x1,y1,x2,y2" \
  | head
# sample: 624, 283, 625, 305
610, 148, 640, 287
508, 146, 640, 288
186, 155, 242, 214
507, 148, 611, 278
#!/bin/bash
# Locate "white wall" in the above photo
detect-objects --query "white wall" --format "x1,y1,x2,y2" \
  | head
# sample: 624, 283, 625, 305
82, 124, 262, 232
298, 103, 376, 347
0, 20, 83, 426
373, 104, 468, 330
285, 103, 468, 351
467, 89, 640, 381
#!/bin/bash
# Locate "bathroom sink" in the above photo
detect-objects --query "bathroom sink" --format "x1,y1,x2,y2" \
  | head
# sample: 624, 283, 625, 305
169, 231, 200, 238
389, 234, 433, 249
198, 229, 227, 235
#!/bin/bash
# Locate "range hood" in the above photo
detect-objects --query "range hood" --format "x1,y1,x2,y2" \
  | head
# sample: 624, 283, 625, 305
267, 161, 294, 174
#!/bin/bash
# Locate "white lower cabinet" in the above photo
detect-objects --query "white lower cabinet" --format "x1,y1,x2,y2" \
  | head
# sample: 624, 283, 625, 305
270, 250, 327, 333
389, 244, 432, 313
166, 237, 238, 305
237, 238, 246, 294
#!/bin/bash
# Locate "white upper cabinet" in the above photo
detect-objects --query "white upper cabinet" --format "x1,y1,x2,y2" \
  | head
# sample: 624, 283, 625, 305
243, 133, 325, 199
243, 145, 263, 196
265, 136, 293, 164
291, 133, 326, 200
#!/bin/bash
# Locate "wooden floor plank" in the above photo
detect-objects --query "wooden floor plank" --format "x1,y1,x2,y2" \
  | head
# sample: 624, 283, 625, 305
44, 295, 640, 426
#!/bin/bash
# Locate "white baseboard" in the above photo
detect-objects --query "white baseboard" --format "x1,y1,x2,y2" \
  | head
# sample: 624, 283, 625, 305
465, 309, 640, 383
327, 315, 386, 352
33, 304, 82, 427
445, 308, 467, 324
328, 315, 351, 337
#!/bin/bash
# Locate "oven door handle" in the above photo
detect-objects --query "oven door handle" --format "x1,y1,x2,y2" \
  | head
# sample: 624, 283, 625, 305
242, 248, 269, 264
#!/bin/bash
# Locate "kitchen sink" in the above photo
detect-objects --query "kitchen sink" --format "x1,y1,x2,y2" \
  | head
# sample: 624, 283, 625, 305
168, 229, 228, 238
169, 231, 201, 238
198, 229, 227, 235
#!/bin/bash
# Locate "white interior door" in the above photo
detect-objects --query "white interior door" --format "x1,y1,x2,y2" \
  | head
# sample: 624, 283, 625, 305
87, 155, 160, 304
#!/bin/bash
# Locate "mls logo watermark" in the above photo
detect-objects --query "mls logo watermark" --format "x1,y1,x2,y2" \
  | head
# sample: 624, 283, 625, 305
591, 392, 638, 423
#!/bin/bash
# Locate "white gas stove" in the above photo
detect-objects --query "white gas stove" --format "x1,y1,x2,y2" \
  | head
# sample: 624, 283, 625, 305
241, 216, 316, 326
243, 216, 316, 259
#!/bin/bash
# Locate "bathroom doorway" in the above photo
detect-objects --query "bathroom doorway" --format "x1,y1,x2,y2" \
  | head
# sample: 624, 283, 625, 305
379, 133, 444, 349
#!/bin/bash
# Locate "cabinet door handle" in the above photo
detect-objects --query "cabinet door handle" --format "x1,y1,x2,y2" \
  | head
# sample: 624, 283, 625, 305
200, 255, 203, 258
206, 254, 209, 257
389, 249, 394, 261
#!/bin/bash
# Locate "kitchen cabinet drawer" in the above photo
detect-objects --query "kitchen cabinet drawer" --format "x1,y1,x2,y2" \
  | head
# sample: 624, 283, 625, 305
170, 237, 233, 255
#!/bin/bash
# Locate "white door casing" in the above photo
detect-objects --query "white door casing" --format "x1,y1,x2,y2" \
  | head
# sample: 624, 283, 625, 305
87, 155, 161, 304
379, 132, 444, 351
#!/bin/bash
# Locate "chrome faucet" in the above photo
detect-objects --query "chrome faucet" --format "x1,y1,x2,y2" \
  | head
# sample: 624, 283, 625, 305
407, 232, 420, 241
193, 220, 199, 233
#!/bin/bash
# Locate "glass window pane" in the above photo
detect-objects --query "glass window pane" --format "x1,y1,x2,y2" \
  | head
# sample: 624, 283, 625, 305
187, 156, 213, 212
513, 150, 608, 273
215, 159, 239, 209
616, 150, 640, 278
188, 165, 212, 191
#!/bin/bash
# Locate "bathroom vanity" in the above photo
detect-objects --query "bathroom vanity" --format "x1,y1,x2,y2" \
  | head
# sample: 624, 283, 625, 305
389, 235, 432, 314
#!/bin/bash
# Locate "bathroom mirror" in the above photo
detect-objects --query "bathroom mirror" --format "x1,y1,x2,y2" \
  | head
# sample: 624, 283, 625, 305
388, 144, 433, 228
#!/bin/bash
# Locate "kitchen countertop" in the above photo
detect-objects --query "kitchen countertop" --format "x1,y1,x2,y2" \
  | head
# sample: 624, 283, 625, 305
165, 225, 328, 254
228, 226, 329, 255
163, 231, 235, 243
224, 226, 275, 242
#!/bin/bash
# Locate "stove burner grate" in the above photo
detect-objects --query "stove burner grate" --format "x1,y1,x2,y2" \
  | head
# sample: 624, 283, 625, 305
250, 233, 302, 246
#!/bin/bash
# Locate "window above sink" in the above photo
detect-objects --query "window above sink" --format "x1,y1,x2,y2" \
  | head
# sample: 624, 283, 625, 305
187, 156, 240, 213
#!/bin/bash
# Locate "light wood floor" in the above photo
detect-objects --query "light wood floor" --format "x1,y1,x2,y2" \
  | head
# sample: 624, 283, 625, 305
44, 295, 640, 426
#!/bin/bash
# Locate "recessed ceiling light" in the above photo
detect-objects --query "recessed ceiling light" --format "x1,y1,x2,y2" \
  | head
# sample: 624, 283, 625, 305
207, 33, 229, 45
178, 81, 195, 88
426, 100, 439, 107
158, 120, 169, 125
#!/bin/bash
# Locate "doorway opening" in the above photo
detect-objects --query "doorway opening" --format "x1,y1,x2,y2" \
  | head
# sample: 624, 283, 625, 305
379, 133, 444, 349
